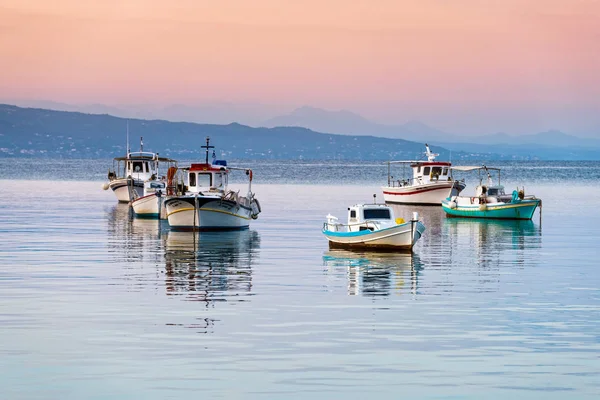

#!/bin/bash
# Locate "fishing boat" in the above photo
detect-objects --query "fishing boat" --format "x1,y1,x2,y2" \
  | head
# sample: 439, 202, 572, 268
322, 197, 425, 251
130, 166, 179, 219
382, 144, 466, 205
103, 134, 177, 203
442, 166, 541, 220
164, 137, 261, 231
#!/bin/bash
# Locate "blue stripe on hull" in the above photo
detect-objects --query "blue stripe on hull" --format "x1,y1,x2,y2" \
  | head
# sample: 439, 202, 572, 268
133, 213, 160, 219
442, 200, 540, 220
168, 226, 250, 232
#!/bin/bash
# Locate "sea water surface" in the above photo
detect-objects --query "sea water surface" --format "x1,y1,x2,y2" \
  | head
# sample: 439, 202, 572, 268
1, 160, 599, 399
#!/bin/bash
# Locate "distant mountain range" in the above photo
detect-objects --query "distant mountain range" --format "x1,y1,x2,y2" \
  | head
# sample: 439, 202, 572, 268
1, 104, 598, 160
263, 106, 600, 151
0, 104, 476, 160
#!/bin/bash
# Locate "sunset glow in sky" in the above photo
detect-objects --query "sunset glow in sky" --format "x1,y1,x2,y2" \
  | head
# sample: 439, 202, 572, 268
1, 0, 599, 135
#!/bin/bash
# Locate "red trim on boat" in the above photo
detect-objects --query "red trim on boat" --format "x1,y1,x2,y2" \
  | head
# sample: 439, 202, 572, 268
383, 185, 453, 196
131, 193, 158, 203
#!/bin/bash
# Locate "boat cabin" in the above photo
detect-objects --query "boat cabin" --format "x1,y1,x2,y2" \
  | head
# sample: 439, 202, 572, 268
109, 151, 176, 182
185, 160, 229, 194
142, 180, 166, 196
125, 152, 159, 180
346, 204, 398, 232
385, 144, 454, 187
410, 161, 451, 184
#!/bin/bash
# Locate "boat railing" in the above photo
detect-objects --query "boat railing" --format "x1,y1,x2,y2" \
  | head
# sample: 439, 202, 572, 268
388, 177, 419, 188
323, 220, 381, 232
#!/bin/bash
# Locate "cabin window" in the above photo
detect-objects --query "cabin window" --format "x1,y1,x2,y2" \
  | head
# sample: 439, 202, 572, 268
143, 162, 149, 172
363, 209, 391, 220
350, 210, 357, 219
417, 166, 421, 173
442, 167, 448, 175
423, 167, 431, 176
197, 173, 212, 187
431, 167, 442, 176
132, 161, 144, 173
189, 172, 196, 186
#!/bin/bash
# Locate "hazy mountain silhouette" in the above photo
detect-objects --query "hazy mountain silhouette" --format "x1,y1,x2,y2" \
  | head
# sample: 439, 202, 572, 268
0, 104, 476, 160
263, 106, 453, 142
265, 106, 600, 152
1, 103, 598, 160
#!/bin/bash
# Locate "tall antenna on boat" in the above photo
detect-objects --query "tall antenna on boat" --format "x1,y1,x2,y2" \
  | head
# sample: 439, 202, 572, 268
126, 120, 130, 154
140, 136, 143, 152
201, 136, 214, 164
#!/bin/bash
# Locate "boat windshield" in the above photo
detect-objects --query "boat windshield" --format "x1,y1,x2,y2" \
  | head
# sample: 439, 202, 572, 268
363, 209, 391, 220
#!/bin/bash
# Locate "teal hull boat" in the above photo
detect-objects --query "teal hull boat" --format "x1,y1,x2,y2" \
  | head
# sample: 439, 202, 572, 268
443, 165, 542, 220
442, 197, 541, 220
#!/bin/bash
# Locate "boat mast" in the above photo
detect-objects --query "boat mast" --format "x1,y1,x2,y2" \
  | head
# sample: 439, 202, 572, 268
126, 120, 130, 155
201, 136, 214, 164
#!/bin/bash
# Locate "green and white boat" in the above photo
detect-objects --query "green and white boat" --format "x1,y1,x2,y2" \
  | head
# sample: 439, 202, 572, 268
442, 166, 541, 220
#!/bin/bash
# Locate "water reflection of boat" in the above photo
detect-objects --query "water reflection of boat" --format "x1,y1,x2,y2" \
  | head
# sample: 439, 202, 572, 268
445, 218, 540, 251
163, 230, 261, 303
323, 250, 422, 297
105, 203, 166, 263
444, 218, 541, 273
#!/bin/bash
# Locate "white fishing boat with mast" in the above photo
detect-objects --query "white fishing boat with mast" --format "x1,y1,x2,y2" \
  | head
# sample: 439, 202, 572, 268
103, 124, 177, 203
382, 144, 466, 205
164, 137, 261, 230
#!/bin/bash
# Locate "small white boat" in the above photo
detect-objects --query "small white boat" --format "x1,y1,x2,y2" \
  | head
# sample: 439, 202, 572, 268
382, 144, 466, 205
164, 137, 261, 231
322, 201, 425, 251
130, 166, 180, 219
103, 135, 177, 203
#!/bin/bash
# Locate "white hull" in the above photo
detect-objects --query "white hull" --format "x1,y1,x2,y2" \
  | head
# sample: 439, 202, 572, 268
165, 196, 253, 230
382, 181, 465, 205
109, 179, 143, 203
323, 221, 426, 251
131, 193, 166, 219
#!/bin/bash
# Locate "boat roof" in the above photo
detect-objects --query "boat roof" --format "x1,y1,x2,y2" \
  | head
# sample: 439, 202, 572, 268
187, 163, 227, 172
352, 203, 391, 209
386, 160, 451, 166
113, 152, 177, 162
450, 166, 501, 172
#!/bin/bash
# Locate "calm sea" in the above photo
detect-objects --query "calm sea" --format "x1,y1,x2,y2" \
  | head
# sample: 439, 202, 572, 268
1, 159, 599, 399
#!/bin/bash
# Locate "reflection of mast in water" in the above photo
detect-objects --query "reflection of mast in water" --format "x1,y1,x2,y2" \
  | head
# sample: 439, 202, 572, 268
323, 250, 422, 297
163, 230, 261, 305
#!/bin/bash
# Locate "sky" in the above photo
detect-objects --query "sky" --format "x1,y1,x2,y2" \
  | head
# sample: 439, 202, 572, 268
1, 0, 599, 136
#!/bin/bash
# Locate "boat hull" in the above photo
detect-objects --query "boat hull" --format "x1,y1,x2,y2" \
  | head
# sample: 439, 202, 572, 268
131, 193, 166, 219
442, 199, 541, 220
382, 181, 465, 205
164, 196, 253, 231
323, 221, 426, 251
109, 178, 143, 203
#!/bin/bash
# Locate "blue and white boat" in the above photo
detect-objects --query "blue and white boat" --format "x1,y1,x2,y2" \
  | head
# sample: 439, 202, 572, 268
442, 166, 541, 220
322, 200, 425, 251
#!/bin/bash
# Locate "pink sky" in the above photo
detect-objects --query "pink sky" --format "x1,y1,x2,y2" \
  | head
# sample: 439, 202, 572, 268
1, 0, 599, 135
